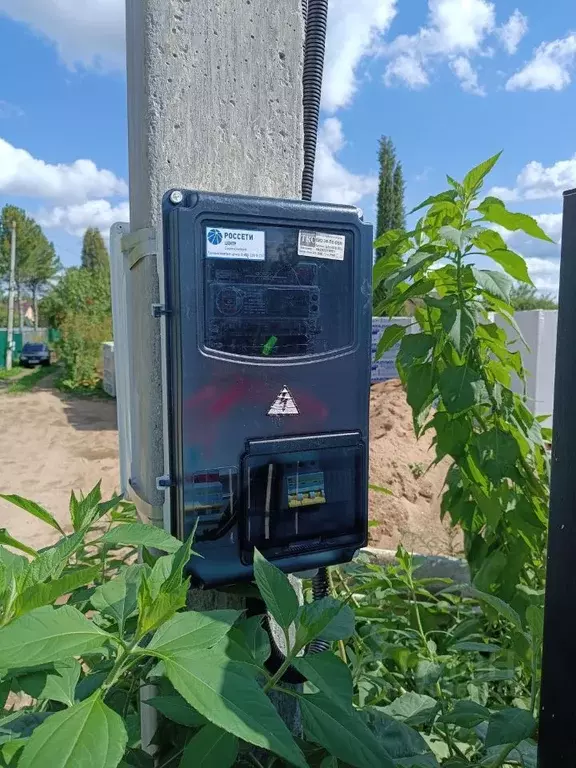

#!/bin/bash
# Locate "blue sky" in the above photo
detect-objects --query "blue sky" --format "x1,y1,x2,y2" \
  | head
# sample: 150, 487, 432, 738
0, 0, 574, 292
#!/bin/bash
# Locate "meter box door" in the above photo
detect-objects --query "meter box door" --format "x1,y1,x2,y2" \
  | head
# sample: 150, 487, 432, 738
162, 190, 373, 587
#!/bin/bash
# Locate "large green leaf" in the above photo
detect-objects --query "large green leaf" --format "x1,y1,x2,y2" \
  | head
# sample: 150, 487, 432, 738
0, 530, 37, 558
162, 648, 306, 768
14, 566, 100, 618
467, 588, 522, 629
0, 712, 51, 745
69, 483, 102, 532
478, 201, 554, 243
22, 532, 85, 588
364, 708, 438, 766
144, 694, 207, 727
147, 610, 240, 656
179, 724, 238, 768
485, 708, 535, 748
18, 693, 127, 768
409, 190, 457, 214
253, 549, 299, 631
101, 523, 182, 553
18, 660, 81, 708
485, 249, 532, 284
136, 575, 188, 637
463, 153, 502, 196
0, 495, 65, 536
431, 413, 470, 459
375, 324, 407, 360
526, 605, 544, 643
295, 597, 355, 651
91, 565, 146, 633
405, 363, 434, 418
397, 334, 435, 369
443, 306, 476, 354
381, 693, 439, 727
439, 700, 490, 728
438, 366, 486, 414
0, 605, 111, 669
471, 268, 512, 303
227, 616, 271, 666
297, 691, 394, 768
293, 652, 353, 707
0, 547, 27, 582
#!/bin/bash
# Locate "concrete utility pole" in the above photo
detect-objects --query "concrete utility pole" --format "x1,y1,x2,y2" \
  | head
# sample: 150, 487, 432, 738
6, 221, 16, 370
125, 0, 306, 748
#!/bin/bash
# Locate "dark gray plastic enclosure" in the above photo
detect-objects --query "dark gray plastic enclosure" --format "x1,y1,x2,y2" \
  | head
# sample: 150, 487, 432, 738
162, 190, 373, 586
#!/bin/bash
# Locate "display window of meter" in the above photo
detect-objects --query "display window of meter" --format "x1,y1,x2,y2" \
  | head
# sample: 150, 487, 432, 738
162, 190, 373, 587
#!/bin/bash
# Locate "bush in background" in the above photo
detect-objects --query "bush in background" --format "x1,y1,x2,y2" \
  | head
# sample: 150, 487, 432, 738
44, 265, 112, 390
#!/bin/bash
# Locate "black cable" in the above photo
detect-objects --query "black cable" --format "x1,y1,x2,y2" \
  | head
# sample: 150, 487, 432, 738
301, 0, 329, 202
307, 568, 331, 654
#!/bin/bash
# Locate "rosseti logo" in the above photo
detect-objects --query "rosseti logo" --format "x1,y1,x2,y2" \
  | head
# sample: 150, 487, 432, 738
207, 229, 223, 245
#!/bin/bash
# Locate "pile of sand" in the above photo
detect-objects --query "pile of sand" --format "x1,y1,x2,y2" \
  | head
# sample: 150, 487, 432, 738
368, 379, 461, 556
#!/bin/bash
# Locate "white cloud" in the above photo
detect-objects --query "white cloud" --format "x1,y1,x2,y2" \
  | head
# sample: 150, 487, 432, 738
0, 137, 127, 204
525, 256, 560, 293
38, 200, 130, 237
450, 56, 485, 95
384, 55, 429, 89
488, 155, 576, 201
323, 0, 397, 112
0, 101, 24, 119
0, 0, 125, 70
534, 213, 563, 242
2, 0, 398, 110
496, 10, 528, 55
313, 118, 378, 205
506, 34, 576, 91
384, 0, 494, 91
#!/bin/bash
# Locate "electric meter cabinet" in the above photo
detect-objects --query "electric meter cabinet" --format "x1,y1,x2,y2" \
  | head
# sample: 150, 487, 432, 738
162, 190, 373, 587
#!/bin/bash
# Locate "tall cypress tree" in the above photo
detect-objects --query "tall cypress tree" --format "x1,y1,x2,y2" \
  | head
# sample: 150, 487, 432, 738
376, 137, 397, 247
374, 137, 406, 308
392, 162, 406, 231
81, 228, 109, 273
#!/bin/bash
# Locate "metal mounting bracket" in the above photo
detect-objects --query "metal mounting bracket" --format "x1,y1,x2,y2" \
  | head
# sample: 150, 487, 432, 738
121, 227, 158, 270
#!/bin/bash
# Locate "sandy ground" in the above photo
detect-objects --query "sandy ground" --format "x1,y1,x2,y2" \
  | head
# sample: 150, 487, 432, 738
368, 379, 461, 556
0, 374, 120, 550
0, 376, 459, 555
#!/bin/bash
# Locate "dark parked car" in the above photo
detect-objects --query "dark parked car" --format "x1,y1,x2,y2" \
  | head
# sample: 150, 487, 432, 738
19, 342, 51, 367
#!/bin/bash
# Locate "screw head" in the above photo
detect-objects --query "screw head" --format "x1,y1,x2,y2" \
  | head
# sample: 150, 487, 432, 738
170, 190, 184, 205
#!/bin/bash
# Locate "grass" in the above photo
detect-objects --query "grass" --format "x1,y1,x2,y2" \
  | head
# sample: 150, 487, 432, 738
4, 365, 56, 394
54, 373, 114, 399
0, 366, 25, 381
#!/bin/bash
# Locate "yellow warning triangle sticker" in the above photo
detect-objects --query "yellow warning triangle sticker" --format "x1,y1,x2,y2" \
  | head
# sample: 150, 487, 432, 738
267, 386, 299, 416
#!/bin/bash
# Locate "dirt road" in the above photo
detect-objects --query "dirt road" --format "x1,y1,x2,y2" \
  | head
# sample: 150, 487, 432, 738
0, 376, 457, 556
0, 376, 120, 550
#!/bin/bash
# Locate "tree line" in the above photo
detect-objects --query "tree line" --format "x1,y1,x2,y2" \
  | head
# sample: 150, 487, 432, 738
0, 204, 112, 387
0, 206, 60, 328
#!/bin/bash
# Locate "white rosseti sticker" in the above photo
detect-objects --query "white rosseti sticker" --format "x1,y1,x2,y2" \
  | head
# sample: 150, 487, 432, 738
298, 230, 346, 261
206, 227, 265, 261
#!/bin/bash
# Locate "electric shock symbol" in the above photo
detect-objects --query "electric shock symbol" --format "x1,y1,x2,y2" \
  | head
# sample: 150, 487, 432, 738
207, 228, 223, 245
267, 386, 299, 416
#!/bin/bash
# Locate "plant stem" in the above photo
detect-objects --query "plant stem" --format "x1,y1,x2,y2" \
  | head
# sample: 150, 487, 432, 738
490, 743, 515, 768
247, 755, 266, 768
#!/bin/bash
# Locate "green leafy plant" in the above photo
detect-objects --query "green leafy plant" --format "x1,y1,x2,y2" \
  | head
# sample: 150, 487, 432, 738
335, 549, 542, 766
373, 153, 550, 602
0, 486, 404, 768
